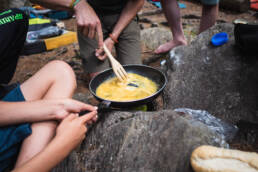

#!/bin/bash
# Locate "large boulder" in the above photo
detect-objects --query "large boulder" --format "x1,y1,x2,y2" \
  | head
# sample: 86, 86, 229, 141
141, 27, 172, 50
163, 23, 258, 124
140, 27, 196, 52
53, 110, 226, 172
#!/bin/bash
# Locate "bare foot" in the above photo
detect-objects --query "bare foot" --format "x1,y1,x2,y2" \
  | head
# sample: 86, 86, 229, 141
154, 39, 187, 54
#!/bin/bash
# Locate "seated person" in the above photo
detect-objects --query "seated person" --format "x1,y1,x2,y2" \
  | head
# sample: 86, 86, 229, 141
0, 8, 97, 171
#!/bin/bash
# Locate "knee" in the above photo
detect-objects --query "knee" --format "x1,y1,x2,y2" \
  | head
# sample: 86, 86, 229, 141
48, 60, 77, 89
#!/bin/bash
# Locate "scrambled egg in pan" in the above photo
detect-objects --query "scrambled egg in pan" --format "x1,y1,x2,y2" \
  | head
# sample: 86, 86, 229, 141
96, 73, 158, 101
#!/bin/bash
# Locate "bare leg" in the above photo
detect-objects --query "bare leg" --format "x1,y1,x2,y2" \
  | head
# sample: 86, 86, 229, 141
199, 4, 218, 33
155, 0, 187, 54
15, 60, 76, 167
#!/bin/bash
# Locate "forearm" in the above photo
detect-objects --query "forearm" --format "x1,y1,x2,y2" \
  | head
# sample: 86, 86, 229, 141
111, 0, 144, 39
0, 100, 57, 126
13, 137, 73, 172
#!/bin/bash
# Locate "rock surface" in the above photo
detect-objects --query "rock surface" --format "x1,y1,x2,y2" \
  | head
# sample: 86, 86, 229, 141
163, 23, 258, 124
53, 110, 226, 172
140, 27, 172, 50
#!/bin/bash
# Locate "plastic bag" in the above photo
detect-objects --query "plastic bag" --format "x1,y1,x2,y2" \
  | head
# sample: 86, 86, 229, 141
174, 108, 238, 144
26, 26, 63, 43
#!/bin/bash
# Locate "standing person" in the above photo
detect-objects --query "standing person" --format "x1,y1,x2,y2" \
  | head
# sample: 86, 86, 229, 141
31, 0, 144, 79
154, 0, 219, 54
0, 8, 98, 171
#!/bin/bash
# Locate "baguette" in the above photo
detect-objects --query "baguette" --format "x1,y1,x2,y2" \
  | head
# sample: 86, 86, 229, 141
191, 145, 258, 172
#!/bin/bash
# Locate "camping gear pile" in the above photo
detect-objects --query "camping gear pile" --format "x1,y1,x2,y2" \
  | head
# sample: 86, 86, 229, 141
20, 5, 77, 55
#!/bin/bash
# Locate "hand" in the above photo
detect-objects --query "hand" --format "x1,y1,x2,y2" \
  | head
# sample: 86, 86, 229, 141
74, 0, 103, 48
95, 37, 115, 60
55, 112, 97, 150
53, 99, 98, 121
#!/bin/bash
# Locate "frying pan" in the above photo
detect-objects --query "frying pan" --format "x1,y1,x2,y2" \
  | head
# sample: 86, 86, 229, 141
88, 64, 167, 108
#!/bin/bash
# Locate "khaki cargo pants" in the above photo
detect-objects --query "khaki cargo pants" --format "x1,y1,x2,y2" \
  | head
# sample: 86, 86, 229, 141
78, 14, 141, 73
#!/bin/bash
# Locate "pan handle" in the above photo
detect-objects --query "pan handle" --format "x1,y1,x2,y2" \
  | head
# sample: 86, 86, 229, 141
79, 100, 111, 116
79, 110, 91, 116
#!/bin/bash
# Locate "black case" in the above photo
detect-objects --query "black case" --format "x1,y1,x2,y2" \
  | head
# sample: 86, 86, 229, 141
234, 23, 258, 56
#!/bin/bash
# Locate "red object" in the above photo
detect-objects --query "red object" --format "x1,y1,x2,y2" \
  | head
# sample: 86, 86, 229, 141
251, 0, 258, 10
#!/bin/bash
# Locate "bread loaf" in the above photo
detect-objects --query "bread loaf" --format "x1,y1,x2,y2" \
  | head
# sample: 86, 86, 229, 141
191, 145, 258, 172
